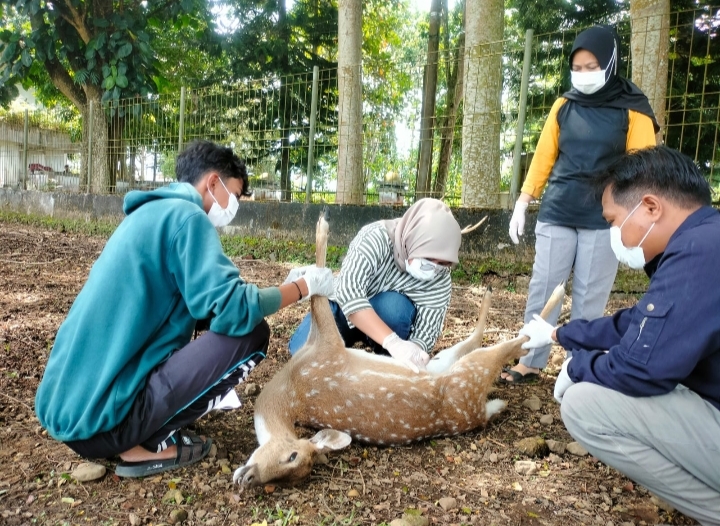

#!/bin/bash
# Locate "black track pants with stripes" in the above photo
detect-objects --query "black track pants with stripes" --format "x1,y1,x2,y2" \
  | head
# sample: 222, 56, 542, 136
65, 320, 269, 458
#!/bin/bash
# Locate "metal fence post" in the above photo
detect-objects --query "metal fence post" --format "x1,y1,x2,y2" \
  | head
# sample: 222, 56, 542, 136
22, 109, 28, 190
178, 86, 186, 153
305, 66, 320, 204
510, 29, 534, 208
87, 100, 94, 193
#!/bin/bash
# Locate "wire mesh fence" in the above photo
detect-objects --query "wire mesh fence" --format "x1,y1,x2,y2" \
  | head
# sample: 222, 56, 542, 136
0, 6, 717, 204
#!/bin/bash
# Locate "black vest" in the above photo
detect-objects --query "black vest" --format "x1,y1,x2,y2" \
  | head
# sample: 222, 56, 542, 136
537, 101, 629, 229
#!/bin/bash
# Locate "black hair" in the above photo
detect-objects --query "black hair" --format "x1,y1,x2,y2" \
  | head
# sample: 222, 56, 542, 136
175, 140, 252, 196
593, 145, 711, 209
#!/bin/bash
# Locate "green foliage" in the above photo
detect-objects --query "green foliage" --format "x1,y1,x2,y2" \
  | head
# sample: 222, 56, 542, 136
0, 210, 119, 237
0, 0, 210, 112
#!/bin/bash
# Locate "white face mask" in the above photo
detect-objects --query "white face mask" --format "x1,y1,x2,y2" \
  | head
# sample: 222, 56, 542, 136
609, 202, 654, 270
207, 177, 239, 228
405, 258, 448, 281
570, 69, 607, 95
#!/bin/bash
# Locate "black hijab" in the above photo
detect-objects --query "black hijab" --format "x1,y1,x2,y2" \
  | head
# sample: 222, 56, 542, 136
563, 25, 660, 133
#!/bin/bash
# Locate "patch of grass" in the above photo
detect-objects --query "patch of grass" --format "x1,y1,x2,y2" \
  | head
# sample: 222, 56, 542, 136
613, 268, 650, 294
0, 210, 539, 285
0, 210, 119, 238
220, 234, 346, 270
251, 504, 299, 525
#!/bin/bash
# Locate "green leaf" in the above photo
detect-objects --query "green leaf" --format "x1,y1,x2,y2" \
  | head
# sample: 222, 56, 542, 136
115, 74, 128, 88
111, 65, 117, 77
103, 76, 115, 90
84, 42, 95, 60
116, 62, 127, 76
117, 42, 132, 59
21, 49, 32, 67
1, 42, 17, 62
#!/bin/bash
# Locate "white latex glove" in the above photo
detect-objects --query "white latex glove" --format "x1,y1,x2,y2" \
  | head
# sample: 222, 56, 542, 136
519, 314, 557, 350
283, 265, 313, 285
509, 200, 529, 244
300, 267, 334, 301
554, 358, 575, 403
382, 333, 430, 374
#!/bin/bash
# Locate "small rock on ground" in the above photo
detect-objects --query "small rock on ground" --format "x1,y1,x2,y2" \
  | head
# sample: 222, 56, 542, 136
71, 462, 106, 482
514, 460, 537, 476
546, 439, 566, 455
539, 414, 554, 425
390, 517, 429, 526
244, 383, 259, 396
169, 508, 188, 524
438, 496, 457, 511
522, 396, 542, 411
650, 494, 675, 513
566, 442, 589, 456
515, 437, 548, 457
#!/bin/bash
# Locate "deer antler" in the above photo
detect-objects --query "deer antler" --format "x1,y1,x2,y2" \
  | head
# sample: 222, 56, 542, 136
460, 216, 488, 234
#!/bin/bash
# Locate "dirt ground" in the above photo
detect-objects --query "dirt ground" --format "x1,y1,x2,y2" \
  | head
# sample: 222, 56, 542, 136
0, 222, 697, 526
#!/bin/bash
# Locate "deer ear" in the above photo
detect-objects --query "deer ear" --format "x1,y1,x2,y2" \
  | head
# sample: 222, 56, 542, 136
309, 429, 352, 452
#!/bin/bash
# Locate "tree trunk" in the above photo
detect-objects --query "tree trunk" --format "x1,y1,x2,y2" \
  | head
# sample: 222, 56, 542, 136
416, 0, 442, 200
336, 0, 364, 204
630, 0, 669, 143
434, 33, 465, 199
79, 94, 110, 193
278, 0, 293, 201
461, 0, 503, 207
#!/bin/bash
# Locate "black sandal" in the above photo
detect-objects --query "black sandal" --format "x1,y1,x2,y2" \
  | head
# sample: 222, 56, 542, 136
497, 367, 539, 384
115, 430, 212, 478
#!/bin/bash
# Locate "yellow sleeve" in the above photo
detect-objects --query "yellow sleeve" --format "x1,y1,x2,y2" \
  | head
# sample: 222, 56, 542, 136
626, 111, 657, 150
521, 98, 567, 198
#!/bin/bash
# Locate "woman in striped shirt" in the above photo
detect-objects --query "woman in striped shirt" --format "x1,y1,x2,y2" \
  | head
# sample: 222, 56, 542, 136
288, 198, 462, 372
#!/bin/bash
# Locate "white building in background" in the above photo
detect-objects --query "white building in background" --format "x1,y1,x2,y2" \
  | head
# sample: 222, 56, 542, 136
0, 86, 78, 190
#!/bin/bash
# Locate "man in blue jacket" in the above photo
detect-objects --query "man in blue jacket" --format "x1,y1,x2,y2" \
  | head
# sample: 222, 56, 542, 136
35, 140, 334, 477
520, 146, 720, 525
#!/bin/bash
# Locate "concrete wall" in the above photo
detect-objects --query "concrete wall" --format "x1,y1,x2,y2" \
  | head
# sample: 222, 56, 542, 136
0, 188, 539, 260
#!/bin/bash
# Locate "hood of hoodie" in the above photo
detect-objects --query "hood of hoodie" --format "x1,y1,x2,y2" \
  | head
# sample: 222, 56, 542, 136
123, 182, 203, 216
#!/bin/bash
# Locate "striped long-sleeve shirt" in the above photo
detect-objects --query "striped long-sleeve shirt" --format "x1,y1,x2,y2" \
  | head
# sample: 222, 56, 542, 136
332, 222, 452, 353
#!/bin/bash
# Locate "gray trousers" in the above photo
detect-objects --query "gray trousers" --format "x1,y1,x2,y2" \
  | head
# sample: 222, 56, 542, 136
561, 382, 720, 526
520, 221, 618, 369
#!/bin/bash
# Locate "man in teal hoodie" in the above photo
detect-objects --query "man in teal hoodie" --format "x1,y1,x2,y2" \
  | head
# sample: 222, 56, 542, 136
35, 140, 334, 477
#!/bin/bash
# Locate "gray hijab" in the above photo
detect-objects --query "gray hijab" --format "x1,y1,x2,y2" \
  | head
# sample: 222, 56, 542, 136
382, 198, 462, 272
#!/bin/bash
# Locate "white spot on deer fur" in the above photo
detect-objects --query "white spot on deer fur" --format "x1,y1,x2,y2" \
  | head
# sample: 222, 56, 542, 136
306, 389, 319, 397
310, 361, 318, 368
484, 368, 489, 375
345, 399, 353, 407
387, 392, 394, 400
390, 433, 398, 438
254, 415, 271, 446
328, 381, 338, 388
300, 368, 310, 376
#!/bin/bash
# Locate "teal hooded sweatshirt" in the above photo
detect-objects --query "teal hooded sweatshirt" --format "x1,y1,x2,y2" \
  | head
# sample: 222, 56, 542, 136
35, 183, 281, 442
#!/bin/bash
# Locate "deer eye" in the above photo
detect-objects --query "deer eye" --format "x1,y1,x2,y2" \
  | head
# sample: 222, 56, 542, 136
288, 452, 298, 462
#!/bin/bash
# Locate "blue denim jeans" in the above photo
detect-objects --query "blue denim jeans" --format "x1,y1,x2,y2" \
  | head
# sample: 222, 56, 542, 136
288, 291, 417, 356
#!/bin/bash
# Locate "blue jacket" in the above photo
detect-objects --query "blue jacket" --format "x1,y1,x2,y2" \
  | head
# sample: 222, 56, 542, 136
35, 183, 282, 441
557, 206, 720, 412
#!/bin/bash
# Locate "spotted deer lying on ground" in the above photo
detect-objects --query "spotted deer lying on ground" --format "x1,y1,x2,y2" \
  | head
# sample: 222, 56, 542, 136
234, 213, 564, 487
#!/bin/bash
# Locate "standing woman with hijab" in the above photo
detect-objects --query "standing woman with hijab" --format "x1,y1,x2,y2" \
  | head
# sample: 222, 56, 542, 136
501, 25, 659, 384
288, 198, 462, 373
